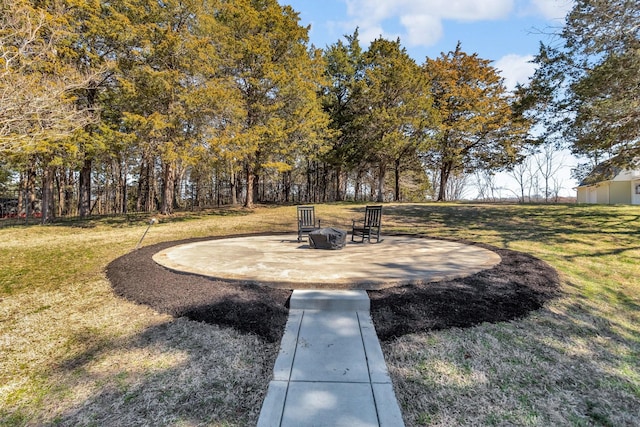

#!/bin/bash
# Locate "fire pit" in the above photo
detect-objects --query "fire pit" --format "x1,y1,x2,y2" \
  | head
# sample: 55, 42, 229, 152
308, 227, 347, 250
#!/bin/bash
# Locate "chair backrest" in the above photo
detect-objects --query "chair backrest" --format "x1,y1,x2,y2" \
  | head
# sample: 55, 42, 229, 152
364, 205, 382, 227
297, 206, 316, 227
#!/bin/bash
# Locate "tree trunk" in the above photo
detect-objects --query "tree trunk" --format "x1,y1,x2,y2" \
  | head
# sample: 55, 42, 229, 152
244, 163, 254, 208
136, 162, 146, 212
254, 173, 260, 204
122, 172, 127, 214
394, 159, 401, 202
173, 164, 184, 210
354, 169, 363, 201
161, 161, 175, 215
283, 171, 291, 202
41, 166, 55, 224
55, 168, 72, 217
25, 166, 36, 220
137, 156, 156, 212
230, 170, 238, 205
376, 163, 386, 202
306, 160, 313, 203
334, 167, 343, 201
117, 157, 128, 214
78, 158, 92, 217
437, 162, 451, 202
322, 163, 329, 202
55, 170, 62, 217
17, 172, 24, 215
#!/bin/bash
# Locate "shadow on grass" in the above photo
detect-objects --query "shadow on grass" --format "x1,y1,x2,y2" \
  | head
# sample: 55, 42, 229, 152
390, 289, 640, 426
46, 318, 277, 426
383, 204, 640, 250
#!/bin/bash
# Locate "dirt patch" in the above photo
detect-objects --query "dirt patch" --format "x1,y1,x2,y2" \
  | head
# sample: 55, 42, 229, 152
107, 235, 560, 343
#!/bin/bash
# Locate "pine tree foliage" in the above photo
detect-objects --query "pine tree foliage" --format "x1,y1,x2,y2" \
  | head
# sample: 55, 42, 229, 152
530, 0, 640, 171
357, 37, 432, 202
423, 43, 528, 201
211, 0, 330, 207
321, 30, 366, 201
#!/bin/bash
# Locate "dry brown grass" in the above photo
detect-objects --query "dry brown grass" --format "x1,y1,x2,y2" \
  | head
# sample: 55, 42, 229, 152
380, 203, 640, 426
1, 203, 638, 426
0, 206, 293, 426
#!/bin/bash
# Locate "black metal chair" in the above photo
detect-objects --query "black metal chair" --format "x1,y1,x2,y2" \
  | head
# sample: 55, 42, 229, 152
351, 205, 382, 243
297, 206, 321, 242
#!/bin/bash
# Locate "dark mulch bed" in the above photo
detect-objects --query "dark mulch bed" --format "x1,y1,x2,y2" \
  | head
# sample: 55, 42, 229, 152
106, 235, 561, 343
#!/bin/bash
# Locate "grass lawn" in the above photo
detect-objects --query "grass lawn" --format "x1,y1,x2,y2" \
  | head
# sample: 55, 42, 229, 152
1, 203, 638, 426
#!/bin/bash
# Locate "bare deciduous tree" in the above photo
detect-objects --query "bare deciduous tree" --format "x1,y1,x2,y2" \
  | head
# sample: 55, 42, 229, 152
535, 142, 566, 202
0, 0, 95, 152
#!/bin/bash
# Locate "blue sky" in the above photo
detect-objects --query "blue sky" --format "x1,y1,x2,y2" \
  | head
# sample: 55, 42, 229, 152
283, 0, 574, 91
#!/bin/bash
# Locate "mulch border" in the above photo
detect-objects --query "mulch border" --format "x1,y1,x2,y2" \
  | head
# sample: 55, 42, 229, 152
106, 234, 561, 342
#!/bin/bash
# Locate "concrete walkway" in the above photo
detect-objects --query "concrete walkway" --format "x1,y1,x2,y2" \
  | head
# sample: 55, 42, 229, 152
257, 290, 405, 427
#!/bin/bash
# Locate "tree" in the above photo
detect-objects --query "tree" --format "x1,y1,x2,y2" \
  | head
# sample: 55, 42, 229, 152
63, 0, 123, 217
0, 0, 102, 222
355, 37, 432, 202
110, 0, 230, 215
530, 0, 640, 171
508, 153, 536, 203
533, 142, 567, 202
422, 43, 528, 201
321, 30, 365, 201
0, 0, 96, 152
214, 0, 330, 208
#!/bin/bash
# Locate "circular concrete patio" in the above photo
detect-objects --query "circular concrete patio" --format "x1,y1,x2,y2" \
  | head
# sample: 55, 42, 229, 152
152, 234, 502, 290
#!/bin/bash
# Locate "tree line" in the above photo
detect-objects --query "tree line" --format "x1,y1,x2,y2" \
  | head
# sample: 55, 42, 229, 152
1, 0, 636, 221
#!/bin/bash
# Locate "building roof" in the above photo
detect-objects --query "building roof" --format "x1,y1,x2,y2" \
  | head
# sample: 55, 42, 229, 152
579, 156, 640, 186
579, 158, 622, 186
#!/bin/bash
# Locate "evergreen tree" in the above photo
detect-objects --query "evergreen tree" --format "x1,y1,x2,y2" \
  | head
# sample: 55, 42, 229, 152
0, 0, 96, 151
357, 37, 432, 202
422, 43, 528, 201
0, 0, 101, 221
530, 0, 640, 171
321, 30, 365, 201
213, 0, 330, 208
113, 0, 211, 214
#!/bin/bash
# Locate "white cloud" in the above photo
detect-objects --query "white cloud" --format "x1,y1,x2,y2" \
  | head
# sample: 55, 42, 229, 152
415, 0, 513, 21
359, 24, 394, 45
329, 0, 574, 50
494, 54, 536, 91
345, 0, 513, 21
344, 0, 395, 22
400, 14, 443, 47
341, 0, 514, 47
528, 0, 574, 21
